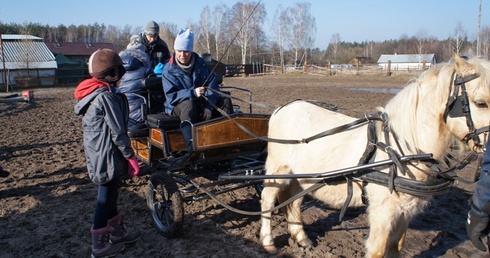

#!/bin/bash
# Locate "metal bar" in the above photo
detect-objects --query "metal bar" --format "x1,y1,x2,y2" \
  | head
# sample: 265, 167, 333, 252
218, 154, 433, 180
187, 181, 260, 202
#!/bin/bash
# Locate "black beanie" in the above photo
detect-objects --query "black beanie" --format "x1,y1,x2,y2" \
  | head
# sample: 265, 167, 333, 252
88, 49, 126, 83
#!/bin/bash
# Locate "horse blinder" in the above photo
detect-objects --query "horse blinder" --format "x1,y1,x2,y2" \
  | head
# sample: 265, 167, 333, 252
448, 95, 465, 118
444, 73, 488, 149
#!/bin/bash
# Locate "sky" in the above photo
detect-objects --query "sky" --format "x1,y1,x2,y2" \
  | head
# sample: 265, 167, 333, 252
0, 0, 488, 49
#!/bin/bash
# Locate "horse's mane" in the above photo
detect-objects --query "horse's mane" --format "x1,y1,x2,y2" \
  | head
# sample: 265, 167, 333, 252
381, 61, 456, 157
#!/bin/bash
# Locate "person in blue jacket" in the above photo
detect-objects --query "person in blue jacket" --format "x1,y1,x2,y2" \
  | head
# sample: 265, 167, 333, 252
118, 36, 155, 130
162, 28, 232, 152
467, 133, 490, 253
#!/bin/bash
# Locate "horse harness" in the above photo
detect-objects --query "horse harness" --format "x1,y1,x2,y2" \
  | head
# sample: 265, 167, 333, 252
203, 71, 487, 220
338, 72, 487, 220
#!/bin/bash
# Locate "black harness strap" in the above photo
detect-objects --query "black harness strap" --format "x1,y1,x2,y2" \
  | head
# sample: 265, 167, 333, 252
443, 71, 458, 121
455, 73, 481, 85
338, 118, 379, 220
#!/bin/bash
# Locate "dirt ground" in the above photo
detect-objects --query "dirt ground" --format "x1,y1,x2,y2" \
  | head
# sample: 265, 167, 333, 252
0, 72, 487, 257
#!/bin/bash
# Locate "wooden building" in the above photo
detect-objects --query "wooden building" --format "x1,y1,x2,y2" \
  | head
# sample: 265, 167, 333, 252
377, 54, 436, 70
0, 34, 57, 90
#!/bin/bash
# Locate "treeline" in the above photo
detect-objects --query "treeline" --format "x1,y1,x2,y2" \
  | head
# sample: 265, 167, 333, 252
1, 1, 489, 66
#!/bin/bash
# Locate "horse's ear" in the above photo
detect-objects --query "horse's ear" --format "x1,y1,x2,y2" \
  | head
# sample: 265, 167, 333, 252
454, 54, 477, 76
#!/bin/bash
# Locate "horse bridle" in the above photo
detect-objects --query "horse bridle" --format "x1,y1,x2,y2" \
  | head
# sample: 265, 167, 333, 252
443, 71, 488, 152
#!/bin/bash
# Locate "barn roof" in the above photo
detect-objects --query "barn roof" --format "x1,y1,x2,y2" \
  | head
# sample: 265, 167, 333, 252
0, 34, 57, 69
45, 41, 119, 56
377, 54, 436, 64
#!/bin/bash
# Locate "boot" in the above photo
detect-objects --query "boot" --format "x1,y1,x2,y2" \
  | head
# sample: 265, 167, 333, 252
180, 121, 194, 153
91, 226, 125, 258
107, 213, 141, 245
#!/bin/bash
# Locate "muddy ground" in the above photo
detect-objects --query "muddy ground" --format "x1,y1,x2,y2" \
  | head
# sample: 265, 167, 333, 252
0, 72, 487, 257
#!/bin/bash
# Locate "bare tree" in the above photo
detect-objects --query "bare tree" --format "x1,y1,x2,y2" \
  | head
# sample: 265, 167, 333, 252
104, 25, 119, 43
271, 5, 288, 70
329, 33, 341, 63
283, 2, 316, 67
198, 5, 212, 54
414, 28, 429, 55
160, 22, 178, 52
18, 24, 36, 85
481, 25, 490, 58
212, 4, 228, 61
229, 1, 266, 65
452, 21, 467, 55
117, 25, 133, 46
66, 25, 78, 42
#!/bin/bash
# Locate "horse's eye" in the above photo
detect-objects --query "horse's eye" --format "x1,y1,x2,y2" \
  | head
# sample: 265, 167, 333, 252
474, 100, 488, 108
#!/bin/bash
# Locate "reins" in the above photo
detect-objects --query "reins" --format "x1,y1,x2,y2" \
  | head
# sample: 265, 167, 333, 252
204, 87, 370, 144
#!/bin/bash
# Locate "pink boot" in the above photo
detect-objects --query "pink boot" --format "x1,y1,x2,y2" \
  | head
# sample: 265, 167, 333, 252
107, 213, 141, 245
90, 226, 124, 258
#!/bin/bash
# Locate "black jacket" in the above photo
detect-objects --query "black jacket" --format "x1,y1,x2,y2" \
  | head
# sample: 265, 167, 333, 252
140, 33, 171, 68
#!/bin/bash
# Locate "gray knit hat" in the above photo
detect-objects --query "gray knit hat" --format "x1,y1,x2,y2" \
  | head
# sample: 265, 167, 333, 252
145, 21, 159, 36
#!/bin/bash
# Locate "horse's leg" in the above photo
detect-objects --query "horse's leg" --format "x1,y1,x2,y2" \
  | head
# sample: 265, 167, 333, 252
385, 215, 409, 257
260, 183, 280, 253
260, 165, 291, 254
365, 191, 393, 258
285, 181, 312, 247
365, 194, 407, 258
365, 208, 389, 258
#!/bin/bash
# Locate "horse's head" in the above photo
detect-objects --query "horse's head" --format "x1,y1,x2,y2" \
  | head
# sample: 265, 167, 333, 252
445, 55, 490, 153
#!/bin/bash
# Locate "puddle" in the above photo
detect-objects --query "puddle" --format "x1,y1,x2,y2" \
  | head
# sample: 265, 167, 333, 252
346, 87, 401, 94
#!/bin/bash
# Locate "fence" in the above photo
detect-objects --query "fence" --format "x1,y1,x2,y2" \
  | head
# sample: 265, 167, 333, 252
259, 63, 424, 77
0, 66, 92, 92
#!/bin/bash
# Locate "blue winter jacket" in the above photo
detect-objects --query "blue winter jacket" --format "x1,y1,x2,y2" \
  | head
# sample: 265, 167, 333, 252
162, 52, 220, 115
118, 49, 153, 130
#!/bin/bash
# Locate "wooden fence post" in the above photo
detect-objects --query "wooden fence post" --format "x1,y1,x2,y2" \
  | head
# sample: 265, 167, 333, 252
387, 60, 391, 76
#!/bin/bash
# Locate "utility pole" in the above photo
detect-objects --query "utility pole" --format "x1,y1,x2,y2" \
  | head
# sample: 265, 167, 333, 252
0, 35, 6, 90
477, 0, 482, 56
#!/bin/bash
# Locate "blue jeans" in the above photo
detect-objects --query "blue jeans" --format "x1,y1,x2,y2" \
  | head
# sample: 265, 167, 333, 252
93, 179, 119, 229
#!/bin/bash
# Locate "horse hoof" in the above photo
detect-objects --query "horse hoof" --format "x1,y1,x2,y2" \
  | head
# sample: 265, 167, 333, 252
297, 238, 313, 247
263, 245, 278, 254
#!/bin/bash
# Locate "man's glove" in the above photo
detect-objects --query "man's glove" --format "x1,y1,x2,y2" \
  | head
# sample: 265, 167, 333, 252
127, 157, 140, 177
466, 209, 489, 251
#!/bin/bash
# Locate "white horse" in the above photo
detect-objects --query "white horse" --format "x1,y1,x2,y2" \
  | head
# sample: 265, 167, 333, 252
260, 55, 490, 258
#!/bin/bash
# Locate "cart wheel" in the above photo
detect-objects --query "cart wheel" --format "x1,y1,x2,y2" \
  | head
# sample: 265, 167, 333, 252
147, 172, 184, 238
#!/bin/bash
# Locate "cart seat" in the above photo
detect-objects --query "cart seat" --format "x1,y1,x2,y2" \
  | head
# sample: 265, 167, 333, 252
128, 128, 149, 138
147, 113, 181, 130
141, 76, 163, 91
